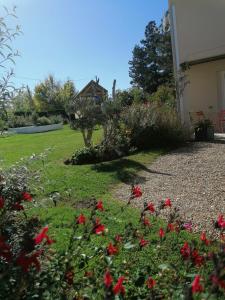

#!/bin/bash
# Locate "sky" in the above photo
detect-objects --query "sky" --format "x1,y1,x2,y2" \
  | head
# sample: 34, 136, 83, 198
1, 0, 168, 94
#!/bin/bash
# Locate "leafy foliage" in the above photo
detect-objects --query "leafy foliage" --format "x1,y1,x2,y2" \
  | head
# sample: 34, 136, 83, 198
129, 20, 174, 94
0, 6, 21, 120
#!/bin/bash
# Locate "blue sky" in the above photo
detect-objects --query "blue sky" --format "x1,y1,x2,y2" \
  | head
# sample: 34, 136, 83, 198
1, 0, 168, 94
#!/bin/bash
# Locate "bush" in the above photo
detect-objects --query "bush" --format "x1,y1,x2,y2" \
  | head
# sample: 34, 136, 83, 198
49, 115, 63, 124
122, 103, 188, 150
148, 85, 176, 108
69, 146, 99, 165
36, 116, 51, 126
7, 115, 33, 128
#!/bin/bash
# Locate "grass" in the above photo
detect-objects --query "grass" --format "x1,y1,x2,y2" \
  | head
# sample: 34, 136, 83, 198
1, 126, 222, 299
0, 125, 165, 252
0, 126, 164, 200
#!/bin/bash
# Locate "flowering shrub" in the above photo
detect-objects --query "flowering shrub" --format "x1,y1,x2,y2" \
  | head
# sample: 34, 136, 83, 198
0, 169, 225, 299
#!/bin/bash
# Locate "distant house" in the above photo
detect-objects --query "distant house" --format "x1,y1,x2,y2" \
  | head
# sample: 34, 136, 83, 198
76, 80, 108, 102
168, 0, 225, 130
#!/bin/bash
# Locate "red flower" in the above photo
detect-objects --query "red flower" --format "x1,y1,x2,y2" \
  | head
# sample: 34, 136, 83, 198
13, 202, 24, 211
167, 223, 175, 232
94, 219, 105, 235
139, 238, 148, 248
132, 186, 142, 198
192, 250, 204, 267
0, 236, 12, 262
143, 217, 151, 227
22, 192, 32, 202
115, 235, 122, 243
34, 226, 54, 245
146, 202, 155, 213
159, 228, 165, 239
17, 251, 42, 272
146, 276, 156, 289
76, 214, 86, 225
65, 270, 74, 285
0, 196, 4, 209
191, 275, 204, 294
180, 242, 191, 259
107, 243, 118, 256
164, 198, 172, 207
211, 275, 225, 291
217, 214, 225, 228
96, 200, 104, 211
104, 270, 113, 288
200, 231, 210, 246
113, 276, 125, 295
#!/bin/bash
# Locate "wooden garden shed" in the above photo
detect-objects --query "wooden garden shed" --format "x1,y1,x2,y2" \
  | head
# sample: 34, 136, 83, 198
76, 80, 108, 102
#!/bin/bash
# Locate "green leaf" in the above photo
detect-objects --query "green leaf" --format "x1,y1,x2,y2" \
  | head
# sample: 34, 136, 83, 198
124, 242, 135, 249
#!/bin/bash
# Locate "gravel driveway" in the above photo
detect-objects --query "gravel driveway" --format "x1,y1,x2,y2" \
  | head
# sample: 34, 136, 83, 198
114, 142, 225, 234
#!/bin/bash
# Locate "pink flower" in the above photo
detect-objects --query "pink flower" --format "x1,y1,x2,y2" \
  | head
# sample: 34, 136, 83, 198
132, 186, 142, 198
76, 214, 86, 225
107, 243, 118, 256
113, 276, 125, 295
104, 270, 113, 288
139, 238, 148, 248
0, 196, 4, 209
191, 275, 204, 294
22, 192, 32, 202
146, 202, 155, 213
146, 277, 156, 289
96, 200, 104, 211
164, 198, 172, 207
182, 222, 192, 232
34, 226, 54, 245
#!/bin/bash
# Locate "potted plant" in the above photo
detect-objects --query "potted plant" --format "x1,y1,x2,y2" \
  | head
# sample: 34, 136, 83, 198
194, 119, 214, 141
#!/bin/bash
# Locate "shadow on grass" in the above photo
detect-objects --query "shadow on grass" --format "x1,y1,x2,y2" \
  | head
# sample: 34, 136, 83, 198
91, 158, 172, 185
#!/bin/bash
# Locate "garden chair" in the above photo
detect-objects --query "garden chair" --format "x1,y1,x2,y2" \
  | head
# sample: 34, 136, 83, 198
218, 110, 225, 133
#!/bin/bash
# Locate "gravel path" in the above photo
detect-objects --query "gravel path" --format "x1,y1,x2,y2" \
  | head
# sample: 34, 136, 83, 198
114, 142, 225, 234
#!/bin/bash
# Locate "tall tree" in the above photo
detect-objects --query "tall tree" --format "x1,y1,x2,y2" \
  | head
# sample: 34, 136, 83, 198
129, 19, 174, 94
33, 75, 63, 111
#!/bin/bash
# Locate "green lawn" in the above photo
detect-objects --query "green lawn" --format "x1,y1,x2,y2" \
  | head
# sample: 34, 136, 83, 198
1, 126, 221, 299
0, 125, 165, 252
0, 126, 163, 201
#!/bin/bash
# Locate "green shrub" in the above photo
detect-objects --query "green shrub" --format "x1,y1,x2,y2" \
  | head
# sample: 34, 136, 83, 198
122, 103, 188, 150
49, 115, 63, 124
69, 147, 99, 165
36, 116, 51, 126
148, 85, 176, 108
7, 115, 33, 128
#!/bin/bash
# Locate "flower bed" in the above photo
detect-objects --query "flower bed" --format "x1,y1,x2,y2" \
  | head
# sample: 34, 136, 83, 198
0, 166, 225, 299
8, 123, 63, 134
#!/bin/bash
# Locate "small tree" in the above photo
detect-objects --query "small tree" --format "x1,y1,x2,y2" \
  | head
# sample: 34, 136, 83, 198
70, 96, 103, 147
0, 6, 21, 121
